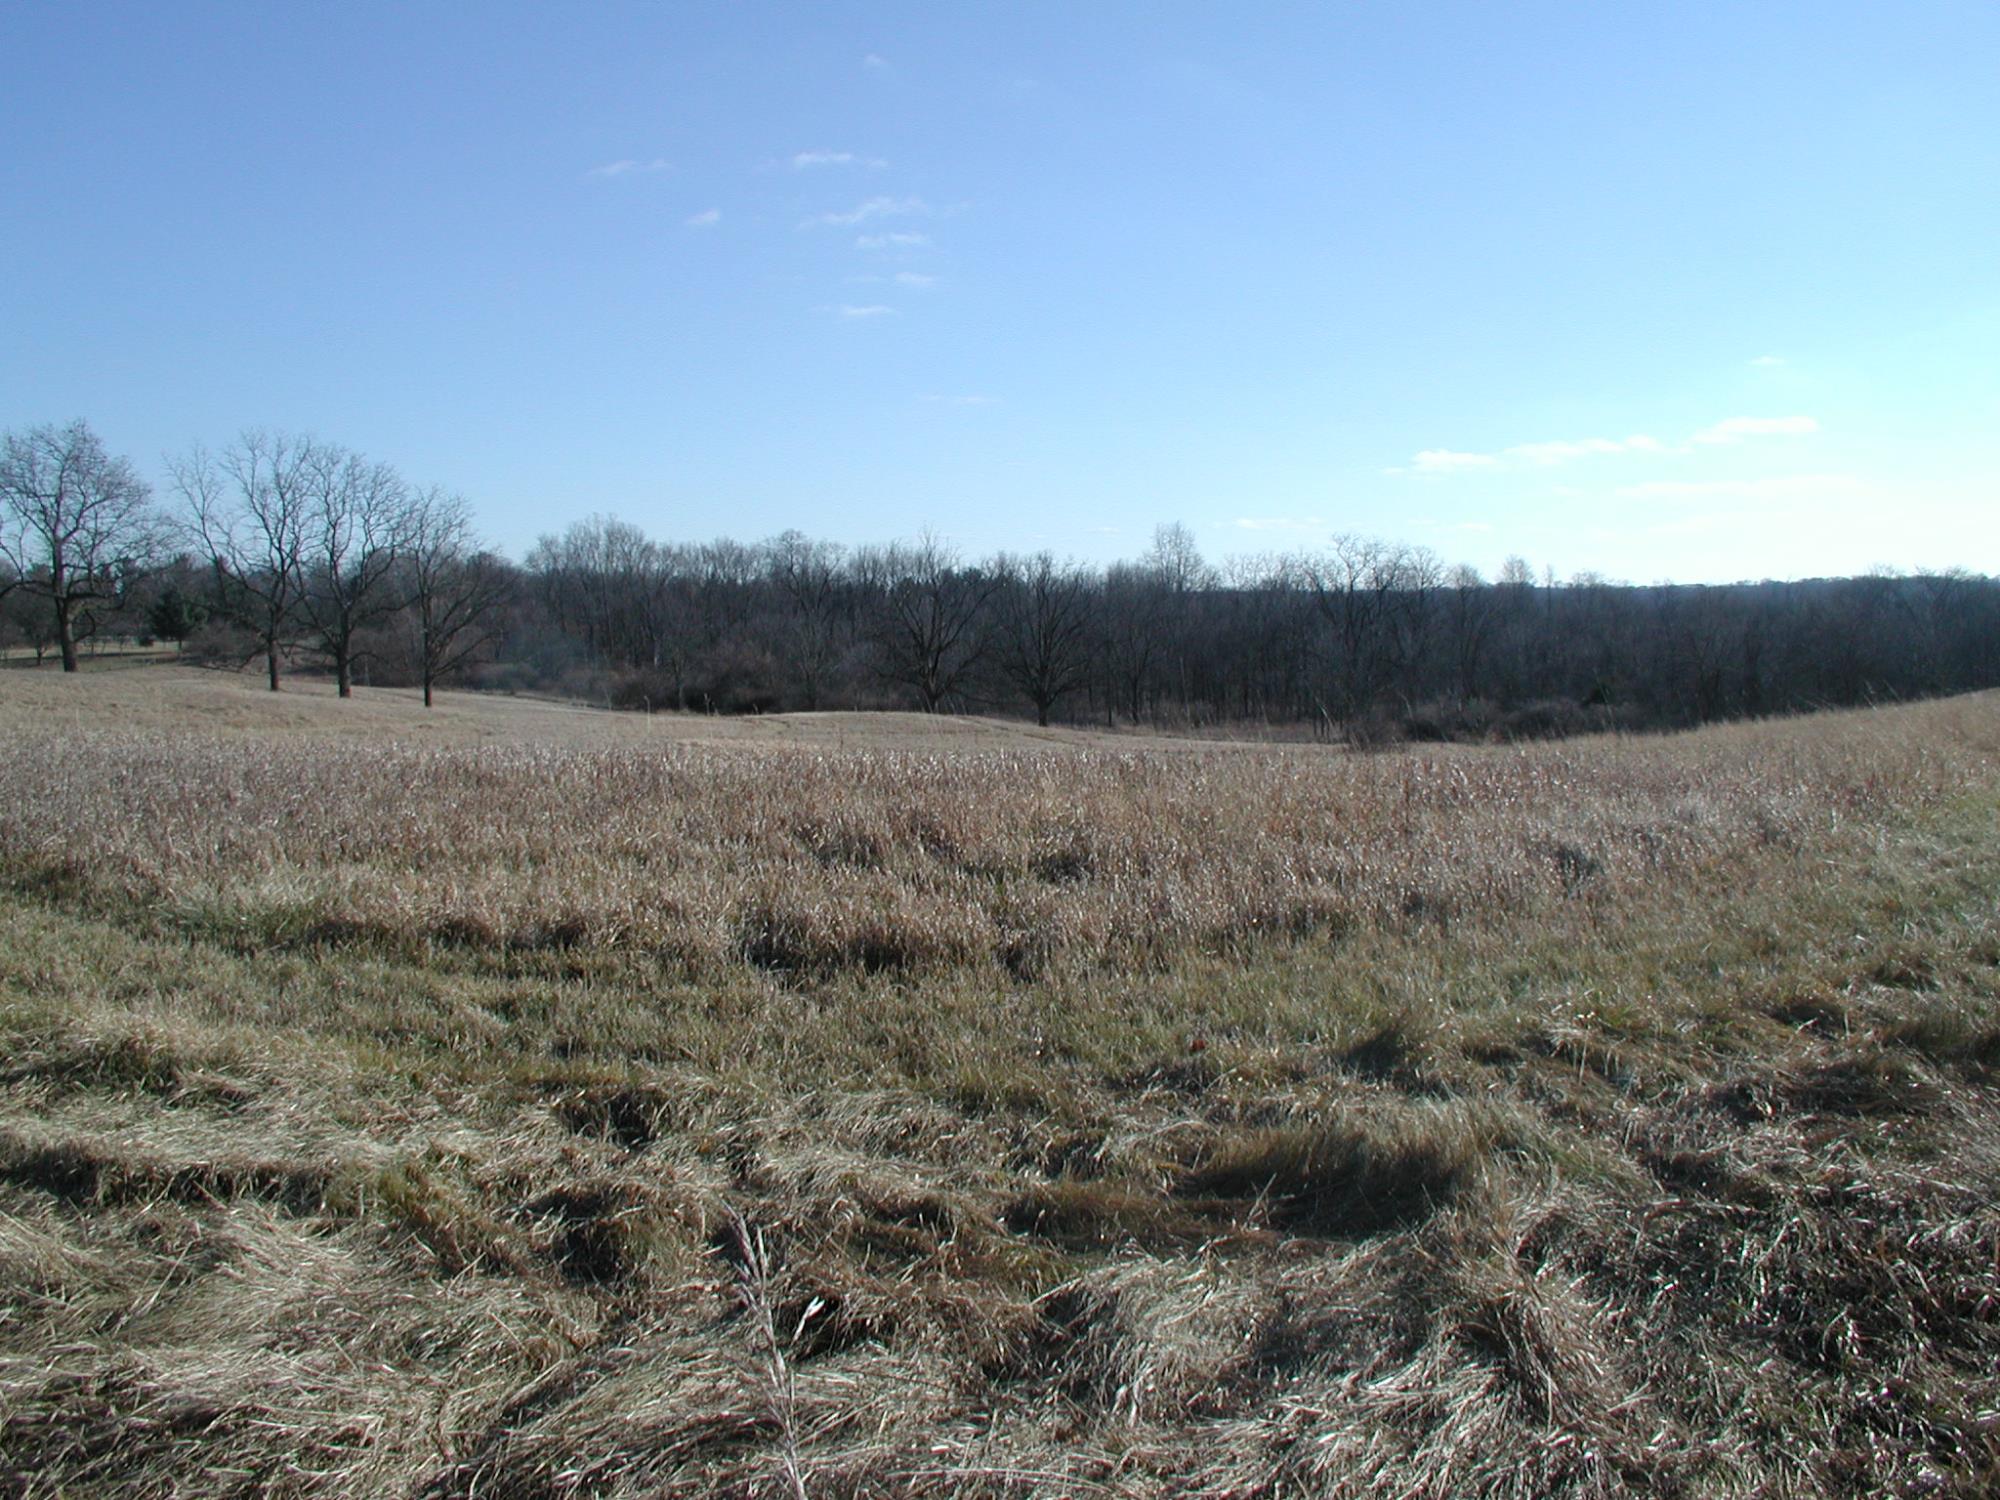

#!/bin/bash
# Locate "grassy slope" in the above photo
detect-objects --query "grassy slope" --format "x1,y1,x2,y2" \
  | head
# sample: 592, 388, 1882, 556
1, 666, 1997, 1497
0, 660, 1253, 751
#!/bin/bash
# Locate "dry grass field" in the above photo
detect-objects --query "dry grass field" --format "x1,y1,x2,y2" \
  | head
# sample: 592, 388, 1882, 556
0, 661, 1255, 751
2, 665, 1997, 1497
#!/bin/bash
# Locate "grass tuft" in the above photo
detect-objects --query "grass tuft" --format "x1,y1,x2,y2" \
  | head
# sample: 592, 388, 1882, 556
1180, 1100, 1504, 1236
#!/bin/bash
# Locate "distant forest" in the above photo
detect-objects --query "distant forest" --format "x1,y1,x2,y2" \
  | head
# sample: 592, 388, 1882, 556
7, 420, 1999, 739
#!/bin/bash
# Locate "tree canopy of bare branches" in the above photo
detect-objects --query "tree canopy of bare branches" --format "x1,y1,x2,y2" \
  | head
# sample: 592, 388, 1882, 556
866, 534, 1000, 713
766, 530, 851, 710
296, 445, 408, 697
31, 412, 2000, 737
171, 432, 318, 691
994, 552, 1096, 726
402, 487, 511, 707
0, 420, 162, 672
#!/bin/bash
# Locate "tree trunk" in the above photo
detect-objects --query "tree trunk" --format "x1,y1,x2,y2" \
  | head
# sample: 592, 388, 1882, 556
56, 598, 78, 673
337, 655, 353, 697
423, 675, 435, 708
267, 643, 281, 692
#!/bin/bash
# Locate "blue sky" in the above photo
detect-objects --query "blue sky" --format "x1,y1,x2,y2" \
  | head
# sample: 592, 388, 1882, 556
3, 1, 1995, 583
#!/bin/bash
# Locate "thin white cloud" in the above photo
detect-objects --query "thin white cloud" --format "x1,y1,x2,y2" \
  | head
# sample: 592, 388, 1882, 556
1615, 473, 1861, 502
792, 150, 887, 170
805, 196, 929, 228
1411, 449, 1502, 474
863, 53, 890, 70
1749, 354, 1786, 368
856, 231, 932, 250
684, 208, 721, 228
1691, 415, 1820, 444
1504, 435, 1663, 465
1398, 417, 1818, 476
586, 158, 671, 179
1234, 516, 1329, 533
833, 304, 895, 319
848, 270, 936, 288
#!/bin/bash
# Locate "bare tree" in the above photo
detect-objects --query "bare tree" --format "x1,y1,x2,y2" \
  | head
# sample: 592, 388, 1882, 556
1, 577, 59, 662
1144, 521, 1216, 595
526, 515, 662, 669
1219, 552, 1314, 721
0, 421, 161, 672
868, 533, 999, 713
1904, 567, 1974, 693
695, 538, 760, 645
993, 551, 1097, 726
1445, 563, 1496, 705
1144, 522, 1216, 718
766, 530, 849, 709
297, 445, 408, 696
402, 486, 512, 707
1099, 560, 1168, 724
1388, 543, 1446, 710
1304, 534, 1400, 726
171, 432, 316, 691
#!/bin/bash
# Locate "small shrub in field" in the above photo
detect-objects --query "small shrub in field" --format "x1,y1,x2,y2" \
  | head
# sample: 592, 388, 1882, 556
609, 668, 685, 713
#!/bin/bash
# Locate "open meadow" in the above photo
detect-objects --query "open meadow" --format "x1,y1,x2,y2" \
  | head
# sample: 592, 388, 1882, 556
1, 665, 1997, 1497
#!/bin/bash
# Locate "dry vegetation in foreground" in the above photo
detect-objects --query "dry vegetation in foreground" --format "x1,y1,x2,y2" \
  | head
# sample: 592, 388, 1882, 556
1, 670, 1998, 1497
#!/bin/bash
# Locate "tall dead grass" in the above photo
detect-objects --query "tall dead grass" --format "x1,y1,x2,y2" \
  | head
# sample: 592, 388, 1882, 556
4, 694, 1990, 980
2, 685, 1998, 1496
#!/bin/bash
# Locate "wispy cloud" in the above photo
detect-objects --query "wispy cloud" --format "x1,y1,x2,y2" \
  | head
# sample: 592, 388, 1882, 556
1395, 417, 1819, 475
805, 195, 929, 228
1690, 415, 1820, 445
1233, 516, 1329, 534
586, 158, 671, 179
1749, 354, 1786, 368
1410, 449, 1502, 474
684, 208, 721, 228
863, 53, 890, 70
1615, 473, 1861, 502
832, 304, 895, 319
792, 149, 887, 170
893, 271, 937, 288
1505, 435, 1665, 465
856, 231, 932, 250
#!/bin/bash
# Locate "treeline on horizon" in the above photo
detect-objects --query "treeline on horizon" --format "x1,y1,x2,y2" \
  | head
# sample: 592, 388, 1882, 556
6, 419, 2000, 739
